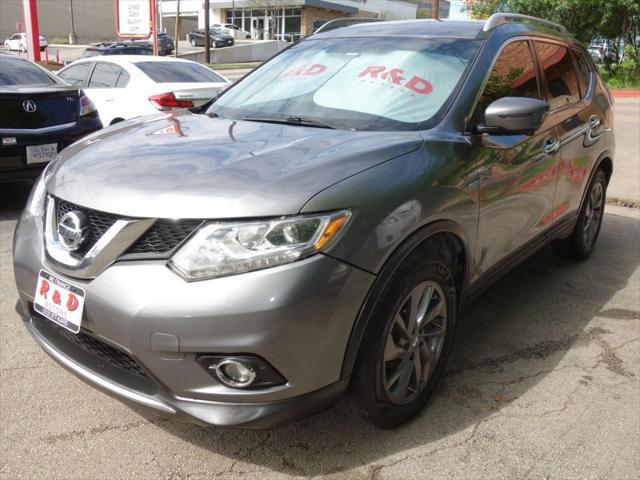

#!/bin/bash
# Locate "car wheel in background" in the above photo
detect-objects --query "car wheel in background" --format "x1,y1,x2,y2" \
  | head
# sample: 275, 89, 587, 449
552, 169, 607, 261
344, 246, 457, 428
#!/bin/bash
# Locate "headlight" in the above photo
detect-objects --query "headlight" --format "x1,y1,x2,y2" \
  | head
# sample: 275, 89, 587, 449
169, 210, 351, 281
24, 170, 48, 218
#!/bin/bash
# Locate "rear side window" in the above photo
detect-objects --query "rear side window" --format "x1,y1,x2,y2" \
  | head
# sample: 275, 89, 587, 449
58, 63, 92, 86
134, 61, 226, 83
535, 42, 581, 110
0, 58, 56, 86
480, 40, 541, 108
88, 62, 127, 88
573, 50, 592, 97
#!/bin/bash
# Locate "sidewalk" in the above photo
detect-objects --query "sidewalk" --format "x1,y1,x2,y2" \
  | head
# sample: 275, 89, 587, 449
608, 97, 640, 202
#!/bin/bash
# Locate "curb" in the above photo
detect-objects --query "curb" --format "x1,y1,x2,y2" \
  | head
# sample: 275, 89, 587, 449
611, 89, 640, 98
607, 197, 640, 209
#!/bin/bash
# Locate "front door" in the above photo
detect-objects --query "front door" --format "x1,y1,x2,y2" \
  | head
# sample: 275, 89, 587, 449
533, 41, 609, 223
471, 39, 561, 278
251, 18, 265, 40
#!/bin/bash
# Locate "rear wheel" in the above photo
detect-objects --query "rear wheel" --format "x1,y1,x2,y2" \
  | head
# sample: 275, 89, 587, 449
345, 248, 457, 428
552, 169, 607, 261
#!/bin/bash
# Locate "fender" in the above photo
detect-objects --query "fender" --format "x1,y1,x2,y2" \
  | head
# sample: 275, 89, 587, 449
340, 219, 470, 379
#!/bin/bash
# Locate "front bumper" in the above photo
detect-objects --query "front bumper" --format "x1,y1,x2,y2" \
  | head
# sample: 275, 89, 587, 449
13, 209, 374, 427
0, 118, 102, 181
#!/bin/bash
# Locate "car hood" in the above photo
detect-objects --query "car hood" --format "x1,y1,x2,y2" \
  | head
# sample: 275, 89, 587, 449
46, 111, 422, 219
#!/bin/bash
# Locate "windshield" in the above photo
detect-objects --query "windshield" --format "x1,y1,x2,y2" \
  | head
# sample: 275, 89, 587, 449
0, 58, 56, 86
209, 37, 480, 131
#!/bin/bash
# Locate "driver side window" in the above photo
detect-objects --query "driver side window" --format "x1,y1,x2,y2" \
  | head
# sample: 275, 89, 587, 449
480, 40, 541, 110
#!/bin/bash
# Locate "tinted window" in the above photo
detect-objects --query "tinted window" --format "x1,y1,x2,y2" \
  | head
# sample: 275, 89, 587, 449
58, 63, 92, 86
573, 50, 592, 97
0, 58, 56, 86
88, 62, 123, 88
481, 40, 540, 108
535, 42, 580, 110
116, 69, 130, 87
135, 61, 226, 83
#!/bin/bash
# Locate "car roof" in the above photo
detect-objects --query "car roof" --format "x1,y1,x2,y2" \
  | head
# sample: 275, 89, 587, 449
312, 17, 575, 43
65, 55, 201, 67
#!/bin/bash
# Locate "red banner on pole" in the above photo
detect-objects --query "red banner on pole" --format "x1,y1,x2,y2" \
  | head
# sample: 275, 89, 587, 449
22, 0, 41, 61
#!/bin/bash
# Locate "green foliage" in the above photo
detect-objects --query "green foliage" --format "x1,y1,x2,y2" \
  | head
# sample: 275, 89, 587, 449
600, 45, 640, 88
467, 0, 639, 47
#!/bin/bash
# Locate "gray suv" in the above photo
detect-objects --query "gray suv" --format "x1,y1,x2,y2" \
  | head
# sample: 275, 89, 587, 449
13, 14, 614, 429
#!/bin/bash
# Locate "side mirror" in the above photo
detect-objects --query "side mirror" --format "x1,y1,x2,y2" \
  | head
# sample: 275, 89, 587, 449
476, 97, 549, 135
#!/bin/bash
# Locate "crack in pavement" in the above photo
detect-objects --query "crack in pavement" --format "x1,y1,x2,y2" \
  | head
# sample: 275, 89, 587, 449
43, 420, 148, 444
447, 327, 611, 376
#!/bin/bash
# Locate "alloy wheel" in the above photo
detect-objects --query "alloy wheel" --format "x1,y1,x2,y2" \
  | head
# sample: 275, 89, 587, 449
383, 281, 447, 405
583, 181, 604, 248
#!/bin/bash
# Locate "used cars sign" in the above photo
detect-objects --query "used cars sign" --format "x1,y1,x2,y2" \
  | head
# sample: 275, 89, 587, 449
116, 0, 151, 37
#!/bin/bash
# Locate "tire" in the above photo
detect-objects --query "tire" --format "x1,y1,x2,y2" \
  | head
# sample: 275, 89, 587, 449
344, 247, 457, 429
552, 169, 607, 261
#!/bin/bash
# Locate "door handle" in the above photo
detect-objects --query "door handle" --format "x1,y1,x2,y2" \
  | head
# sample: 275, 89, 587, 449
589, 115, 601, 128
543, 138, 560, 155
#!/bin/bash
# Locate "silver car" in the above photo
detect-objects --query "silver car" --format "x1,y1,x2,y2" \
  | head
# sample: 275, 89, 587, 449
13, 16, 614, 428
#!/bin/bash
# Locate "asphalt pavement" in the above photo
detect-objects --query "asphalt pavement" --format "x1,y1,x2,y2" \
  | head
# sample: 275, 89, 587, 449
0, 100, 638, 480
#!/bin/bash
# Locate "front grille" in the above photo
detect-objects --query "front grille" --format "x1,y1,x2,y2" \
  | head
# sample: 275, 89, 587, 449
56, 198, 118, 257
54, 197, 201, 258
37, 313, 149, 378
126, 220, 201, 255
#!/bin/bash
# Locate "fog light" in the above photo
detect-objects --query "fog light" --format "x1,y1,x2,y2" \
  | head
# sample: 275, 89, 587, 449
213, 359, 256, 388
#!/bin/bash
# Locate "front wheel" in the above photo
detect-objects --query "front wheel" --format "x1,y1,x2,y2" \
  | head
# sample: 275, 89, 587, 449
552, 169, 607, 260
345, 249, 457, 428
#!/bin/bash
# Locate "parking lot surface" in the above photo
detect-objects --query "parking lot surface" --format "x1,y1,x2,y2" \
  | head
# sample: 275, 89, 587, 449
1, 102, 638, 480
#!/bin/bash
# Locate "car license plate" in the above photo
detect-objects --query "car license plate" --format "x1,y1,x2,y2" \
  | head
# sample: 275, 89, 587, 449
26, 143, 57, 164
33, 270, 85, 334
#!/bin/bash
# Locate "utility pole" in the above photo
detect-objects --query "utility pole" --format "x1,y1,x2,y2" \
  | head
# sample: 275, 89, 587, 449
433, 0, 440, 19
174, 0, 180, 57
232, 0, 235, 26
68, 0, 77, 44
204, 0, 210, 63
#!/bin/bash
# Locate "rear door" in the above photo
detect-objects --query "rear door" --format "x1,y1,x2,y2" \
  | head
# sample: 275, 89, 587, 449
471, 39, 562, 275
534, 41, 608, 222
84, 61, 132, 125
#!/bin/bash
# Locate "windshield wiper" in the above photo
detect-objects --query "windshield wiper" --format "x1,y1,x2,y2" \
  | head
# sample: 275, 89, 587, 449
241, 115, 336, 129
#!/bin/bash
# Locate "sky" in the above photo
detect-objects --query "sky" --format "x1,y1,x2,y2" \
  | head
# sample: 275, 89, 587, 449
447, 0, 471, 19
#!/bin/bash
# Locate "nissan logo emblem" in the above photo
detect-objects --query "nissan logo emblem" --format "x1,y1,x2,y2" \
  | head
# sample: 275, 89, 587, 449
23, 100, 37, 113
57, 211, 89, 251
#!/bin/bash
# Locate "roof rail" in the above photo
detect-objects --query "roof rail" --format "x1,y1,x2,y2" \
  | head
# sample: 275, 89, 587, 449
314, 17, 385, 35
483, 13, 568, 33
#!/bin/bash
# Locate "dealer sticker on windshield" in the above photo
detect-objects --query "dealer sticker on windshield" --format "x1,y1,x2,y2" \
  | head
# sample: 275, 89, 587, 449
33, 270, 85, 334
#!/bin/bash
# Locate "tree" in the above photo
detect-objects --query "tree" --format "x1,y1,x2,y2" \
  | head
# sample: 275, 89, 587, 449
465, 0, 639, 48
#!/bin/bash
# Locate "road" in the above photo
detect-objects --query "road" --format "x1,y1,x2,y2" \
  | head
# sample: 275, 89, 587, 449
0, 101, 638, 480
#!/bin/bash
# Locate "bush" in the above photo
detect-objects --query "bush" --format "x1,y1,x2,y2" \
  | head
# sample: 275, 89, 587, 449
600, 45, 640, 89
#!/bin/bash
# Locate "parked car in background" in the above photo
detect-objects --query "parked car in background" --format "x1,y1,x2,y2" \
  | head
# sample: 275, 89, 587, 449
0, 54, 101, 181
211, 23, 251, 39
81, 42, 153, 58
123, 32, 175, 56
187, 28, 235, 47
57, 56, 230, 126
13, 15, 614, 429
3, 32, 47, 52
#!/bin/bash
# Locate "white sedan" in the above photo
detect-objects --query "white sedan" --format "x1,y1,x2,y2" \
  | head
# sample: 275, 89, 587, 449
57, 56, 231, 126
4, 32, 47, 51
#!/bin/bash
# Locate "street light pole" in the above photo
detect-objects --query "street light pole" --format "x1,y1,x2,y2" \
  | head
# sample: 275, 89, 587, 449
68, 0, 77, 44
174, 0, 180, 57
204, 0, 210, 63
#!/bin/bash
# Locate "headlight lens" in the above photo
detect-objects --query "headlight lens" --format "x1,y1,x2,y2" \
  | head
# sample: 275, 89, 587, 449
169, 210, 351, 281
25, 171, 48, 218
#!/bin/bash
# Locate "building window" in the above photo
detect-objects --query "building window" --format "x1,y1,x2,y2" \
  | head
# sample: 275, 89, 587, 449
225, 7, 301, 39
